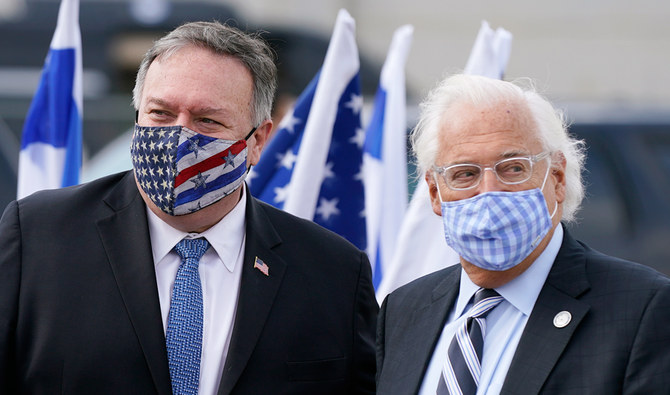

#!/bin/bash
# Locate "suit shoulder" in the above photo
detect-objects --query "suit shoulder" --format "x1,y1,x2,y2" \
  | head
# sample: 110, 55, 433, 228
386, 265, 460, 304
581, 241, 670, 287
19, 172, 127, 203
575, 242, 670, 310
14, 171, 130, 218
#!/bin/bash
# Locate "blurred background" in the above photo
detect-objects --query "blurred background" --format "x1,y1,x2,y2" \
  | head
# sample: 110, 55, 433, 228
1, 0, 669, 274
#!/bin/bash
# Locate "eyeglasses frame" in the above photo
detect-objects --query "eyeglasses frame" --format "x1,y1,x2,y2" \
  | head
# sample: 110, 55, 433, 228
432, 151, 552, 191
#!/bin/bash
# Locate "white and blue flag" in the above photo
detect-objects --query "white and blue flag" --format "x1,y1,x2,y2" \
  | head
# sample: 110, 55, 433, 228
464, 20, 513, 79
376, 21, 513, 300
248, 9, 366, 250
17, 0, 82, 199
362, 25, 413, 290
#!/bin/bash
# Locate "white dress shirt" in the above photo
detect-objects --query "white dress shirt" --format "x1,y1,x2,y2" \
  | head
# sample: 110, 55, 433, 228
419, 225, 564, 395
146, 188, 247, 395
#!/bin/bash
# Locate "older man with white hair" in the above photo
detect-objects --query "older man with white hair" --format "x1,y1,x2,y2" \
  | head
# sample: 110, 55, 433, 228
376, 74, 670, 395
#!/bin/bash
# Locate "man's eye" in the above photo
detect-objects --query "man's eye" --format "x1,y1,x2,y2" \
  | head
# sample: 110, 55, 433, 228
199, 118, 228, 129
450, 167, 479, 180
150, 110, 169, 117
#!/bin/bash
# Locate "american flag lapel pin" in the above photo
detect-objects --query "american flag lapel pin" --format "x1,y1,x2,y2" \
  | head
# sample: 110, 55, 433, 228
254, 256, 269, 276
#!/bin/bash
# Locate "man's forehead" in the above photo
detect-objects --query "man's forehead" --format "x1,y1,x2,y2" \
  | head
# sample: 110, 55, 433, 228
444, 98, 533, 125
436, 103, 542, 164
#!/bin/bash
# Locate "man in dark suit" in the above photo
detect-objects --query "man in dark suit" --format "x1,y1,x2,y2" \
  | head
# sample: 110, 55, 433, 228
0, 21, 377, 394
376, 74, 670, 394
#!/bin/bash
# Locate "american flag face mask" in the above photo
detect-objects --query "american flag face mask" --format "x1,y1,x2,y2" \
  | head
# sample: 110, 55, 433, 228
131, 124, 255, 216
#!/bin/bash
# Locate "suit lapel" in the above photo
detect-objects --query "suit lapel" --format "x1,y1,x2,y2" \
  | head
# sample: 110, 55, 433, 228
381, 268, 460, 394
217, 193, 287, 395
501, 228, 591, 395
96, 172, 172, 395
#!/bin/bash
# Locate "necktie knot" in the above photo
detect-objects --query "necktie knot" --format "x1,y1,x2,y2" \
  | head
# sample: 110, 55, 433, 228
470, 288, 503, 319
175, 238, 210, 260
473, 288, 499, 304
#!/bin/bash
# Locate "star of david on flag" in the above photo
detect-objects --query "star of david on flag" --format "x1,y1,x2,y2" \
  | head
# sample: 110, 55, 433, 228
248, 9, 366, 250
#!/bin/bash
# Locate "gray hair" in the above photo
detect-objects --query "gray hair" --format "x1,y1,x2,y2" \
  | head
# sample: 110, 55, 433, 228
132, 21, 277, 127
411, 74, 586, 223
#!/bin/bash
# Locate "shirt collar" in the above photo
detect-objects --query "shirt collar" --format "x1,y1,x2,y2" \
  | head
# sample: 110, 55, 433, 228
455, 224, 564, 317
146, 187, 247, 273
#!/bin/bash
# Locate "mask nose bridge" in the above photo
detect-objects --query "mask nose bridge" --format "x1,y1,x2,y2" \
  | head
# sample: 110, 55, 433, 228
174, 115, 197, 132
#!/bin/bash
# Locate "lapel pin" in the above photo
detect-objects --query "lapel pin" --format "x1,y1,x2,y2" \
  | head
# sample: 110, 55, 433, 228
553, 311, 572, 328
254, 256, 269, 276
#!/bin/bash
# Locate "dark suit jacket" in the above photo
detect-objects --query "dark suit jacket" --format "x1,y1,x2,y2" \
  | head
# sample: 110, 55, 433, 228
376, 227, 670, 394
0, 171, 378, 394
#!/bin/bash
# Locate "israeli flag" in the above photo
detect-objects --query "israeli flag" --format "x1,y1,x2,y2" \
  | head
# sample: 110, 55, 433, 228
248, 9, 366, 250
362, 25, 413, 290
17, 0, 82, 199
464, 20, 513, 79
376, 21, 513, 301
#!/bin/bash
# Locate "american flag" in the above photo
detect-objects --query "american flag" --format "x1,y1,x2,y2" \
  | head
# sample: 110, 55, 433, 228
248, 73, 366, 249
254, 256, 269, 276
130, 125, 248, 215
248, 9, 366, 250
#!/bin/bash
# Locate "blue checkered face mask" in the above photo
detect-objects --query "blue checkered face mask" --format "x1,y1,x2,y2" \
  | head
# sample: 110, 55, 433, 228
437, 164, 557, 271
131, 124, 255, 216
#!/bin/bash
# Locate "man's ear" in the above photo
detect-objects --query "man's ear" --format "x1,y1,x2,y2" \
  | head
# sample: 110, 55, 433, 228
552, 152, 567, 204
248, 119, 273, 166
426, 171, 443, 216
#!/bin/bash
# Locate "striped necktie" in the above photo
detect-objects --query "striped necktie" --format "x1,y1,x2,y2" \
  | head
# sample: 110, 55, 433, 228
437, 288, 503, 395
166, 238, 210, 395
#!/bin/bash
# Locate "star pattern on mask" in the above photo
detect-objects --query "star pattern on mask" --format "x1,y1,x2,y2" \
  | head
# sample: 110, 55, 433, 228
222, 151, 236, 168
188, 137, 204, 158
131, 126, 181, 214
190, 172, 210, 189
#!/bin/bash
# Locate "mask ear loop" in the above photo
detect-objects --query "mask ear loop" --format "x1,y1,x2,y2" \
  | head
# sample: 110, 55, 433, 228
244, 126, 258, 141
539, 154, 558, 219
244, 125, 259, 173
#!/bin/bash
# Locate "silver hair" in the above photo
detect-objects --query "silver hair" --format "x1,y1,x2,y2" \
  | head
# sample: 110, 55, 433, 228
411, 74, 586, 223
132, 21, 277, 127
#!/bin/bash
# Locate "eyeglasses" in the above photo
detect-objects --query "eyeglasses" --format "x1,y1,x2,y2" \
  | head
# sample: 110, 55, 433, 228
432, 151, 551, 191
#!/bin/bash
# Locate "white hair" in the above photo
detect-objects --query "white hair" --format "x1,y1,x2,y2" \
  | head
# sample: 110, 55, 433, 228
411, 74, 586, 223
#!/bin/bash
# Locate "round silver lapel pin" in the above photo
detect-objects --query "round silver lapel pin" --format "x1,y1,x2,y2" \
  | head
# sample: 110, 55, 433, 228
553, 311, 572, 328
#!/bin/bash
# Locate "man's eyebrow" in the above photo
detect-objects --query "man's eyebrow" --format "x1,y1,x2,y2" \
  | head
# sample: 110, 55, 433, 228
144, 97, 172, 109
442, 150, 531, 167
500, 150, 530, 159
144, 98, 228, 116
192, 106, 228, 116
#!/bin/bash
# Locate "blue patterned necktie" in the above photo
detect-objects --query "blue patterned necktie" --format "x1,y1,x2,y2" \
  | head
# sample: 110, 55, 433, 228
166, 238, 210, 395
437, 288, 503, 395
